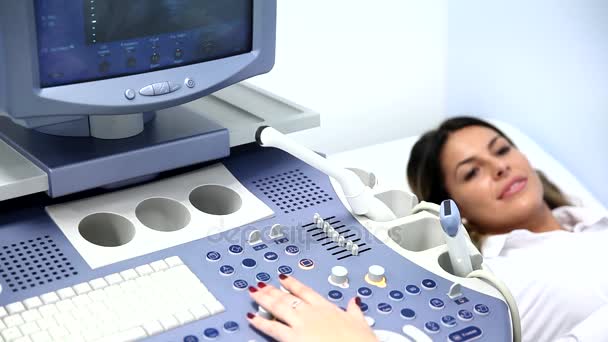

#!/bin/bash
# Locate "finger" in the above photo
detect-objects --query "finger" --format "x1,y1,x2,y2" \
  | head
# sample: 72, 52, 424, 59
278, 274, 330, 306
346, 297, 366, 321
249, 283, 307, 326
246, 312, 291, 341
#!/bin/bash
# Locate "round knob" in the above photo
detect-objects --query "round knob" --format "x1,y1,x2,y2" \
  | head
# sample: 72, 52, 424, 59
257, 306, 273, 320
367, 265, 385, 283
330, 266, 349, 285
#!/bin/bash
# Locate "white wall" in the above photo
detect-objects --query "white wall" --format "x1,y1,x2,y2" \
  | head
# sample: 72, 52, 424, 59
447, 0, 608, 206
248, 0, 447, 154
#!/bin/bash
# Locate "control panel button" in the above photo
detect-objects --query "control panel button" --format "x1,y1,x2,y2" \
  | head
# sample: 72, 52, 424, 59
139, 85, 155, 96
203, 327, 219, 340
429, 298, 445, 310
151, 53, 161, 64
448, 326, 483, 342
223, 321, 239, 333
458, 309, 474, 321
474, 304, 490, 316
153, 82, 170, 95
358, 301, 369, 313
285, 245, 300, 256
232, 279, 248, 291
405, 285, 421, 295
219, 265, 235, 276
263, 252, 279, 262
185, 78, 196, 88
256, 272, 271, 283
328, 290, 343, 301
358, 287, 373, 298
184, 335, 199, 342
330, 266, 348, 286
367, 265, 386, 283
424, 321, 441, 334
365, 316, 376, 327
277, 265, 293, 275
441, 315, 457, 327
298, 258, 315, 270
269, 224, 285, 239
400, 308, 416, 320
422, 279, 437, 290
169, 82, 181, 92
248, 230, 262, 245
124, 89, 136, 100
377, 302, 393, 314
228, 245, 244, 255
241, 258, 257, 269
389, 290, 404, 301
206, 251, 221, 262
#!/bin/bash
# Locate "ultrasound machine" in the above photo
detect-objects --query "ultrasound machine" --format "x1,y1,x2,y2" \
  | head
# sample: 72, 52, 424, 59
0, 1, 519, 341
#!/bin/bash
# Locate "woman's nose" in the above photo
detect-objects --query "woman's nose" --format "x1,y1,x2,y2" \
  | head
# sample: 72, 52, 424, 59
493, 161, 511, 179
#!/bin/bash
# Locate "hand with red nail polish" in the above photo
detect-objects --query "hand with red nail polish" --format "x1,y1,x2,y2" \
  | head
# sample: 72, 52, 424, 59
246, 275, 378, 342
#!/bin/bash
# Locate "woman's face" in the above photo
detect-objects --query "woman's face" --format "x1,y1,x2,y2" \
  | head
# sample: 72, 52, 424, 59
440, 126, 545, 234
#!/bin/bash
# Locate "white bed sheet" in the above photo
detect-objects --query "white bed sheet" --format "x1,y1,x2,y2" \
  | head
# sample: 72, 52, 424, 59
329, 118, 606, 213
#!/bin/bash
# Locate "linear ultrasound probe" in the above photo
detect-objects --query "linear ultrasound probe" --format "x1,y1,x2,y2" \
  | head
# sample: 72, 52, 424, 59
440, 199, 474, 277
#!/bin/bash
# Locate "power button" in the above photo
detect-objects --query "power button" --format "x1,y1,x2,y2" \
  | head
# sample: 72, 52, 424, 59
185, 78, 196, 88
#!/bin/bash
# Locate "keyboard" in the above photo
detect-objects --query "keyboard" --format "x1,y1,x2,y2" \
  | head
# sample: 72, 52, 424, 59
0, 257, 224, 342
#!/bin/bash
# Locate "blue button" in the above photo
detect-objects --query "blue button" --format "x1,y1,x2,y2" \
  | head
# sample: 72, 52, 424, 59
400, 308, 416, 320
358, 287, 373, 298
424, 321, 441, 334
285, 245, 300, 255
223, 321, 239, 333
389, 290, 404, 301
422, 278, 437, 290
206, 251, 221, 262
184, 336, 199, 342
278, 265, 293, 275
441, 315, 457, 327
454, 297, 469, 305
448, 326, 483, 342
233, 279, 248, 290
377, 302, 393, 314
474, 304, 490, 315
358, 302, 369, 313
256, 272, 271, 283
228, 245, 244, 255
219, 265, 235, 276
264, 251, 279, 262
242, 258, 257, 269
328, 290, 343, 301
429, 298, 445, 310
203, 327, 219, 339
405, 285, 421, 295
299, 258, 314, 269
458, 309, 474, 321
253, 244, 268, 251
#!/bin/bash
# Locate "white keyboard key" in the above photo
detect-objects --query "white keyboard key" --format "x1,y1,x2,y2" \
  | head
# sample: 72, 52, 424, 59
135, 264, 154, 276
104, 273, 123, 285
189, 305, 210, 320
165, 256, 183, 267
22, 298, 42, 310
18, 321, 40, 335
4, 314, 25, 328
56, 287, 76, 300
0, 306, 8, 318
55, 299, 76, 313
142, 320, 164, 336
34, 317, 57, 330
0, 316, 5, 330
14, 336, 33, 342
99, 326, 147, 342
175, 310, 195, 325
89, 278, 109, 290
29, 330, 52, 342
39, 293, 59, 305
47, 325, 69, 340
158, 315, 179, 330
72, 294, 93, 308
73, 282, 92, 295
150, 260, 169, 272
119, 269, 138, 281
2, 327, 22, 341
6, 303, 26, 315
37, 305, 58, 319
21, 310, 42, 323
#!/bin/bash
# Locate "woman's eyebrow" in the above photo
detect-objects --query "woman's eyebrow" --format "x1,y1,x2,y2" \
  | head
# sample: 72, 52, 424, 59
487, 135, 501, 150
454, 135, 502, 174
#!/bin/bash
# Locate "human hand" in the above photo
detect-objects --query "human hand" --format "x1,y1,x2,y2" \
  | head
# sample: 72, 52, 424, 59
246, 274, 378, 342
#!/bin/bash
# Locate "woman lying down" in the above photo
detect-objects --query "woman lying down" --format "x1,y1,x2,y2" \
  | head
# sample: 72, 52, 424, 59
244, 117, 608, 342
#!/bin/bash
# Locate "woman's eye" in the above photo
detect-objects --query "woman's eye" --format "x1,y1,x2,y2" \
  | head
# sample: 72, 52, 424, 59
464, 168, 478, 181
497, 145, 511, 155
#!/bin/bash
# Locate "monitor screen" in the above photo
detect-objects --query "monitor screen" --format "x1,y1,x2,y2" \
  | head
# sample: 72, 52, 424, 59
35, 0, 253, 88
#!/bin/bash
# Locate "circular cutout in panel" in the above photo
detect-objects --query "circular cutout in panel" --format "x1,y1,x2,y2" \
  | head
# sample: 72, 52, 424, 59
136, 198, 191, 232
189, 185, 242, 215
78, 213, 135, 247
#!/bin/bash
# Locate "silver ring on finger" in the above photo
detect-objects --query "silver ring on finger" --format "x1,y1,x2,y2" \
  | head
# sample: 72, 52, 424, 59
290, 299, 302, 309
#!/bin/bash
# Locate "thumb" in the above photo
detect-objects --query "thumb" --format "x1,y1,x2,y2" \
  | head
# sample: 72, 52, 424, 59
346, 297, 365, 321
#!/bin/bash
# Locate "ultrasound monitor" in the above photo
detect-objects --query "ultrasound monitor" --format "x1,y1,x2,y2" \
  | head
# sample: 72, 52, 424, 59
0, 0, 276, 138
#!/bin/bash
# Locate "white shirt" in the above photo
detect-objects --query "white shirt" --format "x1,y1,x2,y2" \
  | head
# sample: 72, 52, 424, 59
482, 206, 608, 342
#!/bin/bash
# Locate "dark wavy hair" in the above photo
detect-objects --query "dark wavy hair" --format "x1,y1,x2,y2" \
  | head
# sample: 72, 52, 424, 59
406, 116, 571, 247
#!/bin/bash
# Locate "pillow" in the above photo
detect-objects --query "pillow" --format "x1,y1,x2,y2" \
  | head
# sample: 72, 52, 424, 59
328, 118, 607, 212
